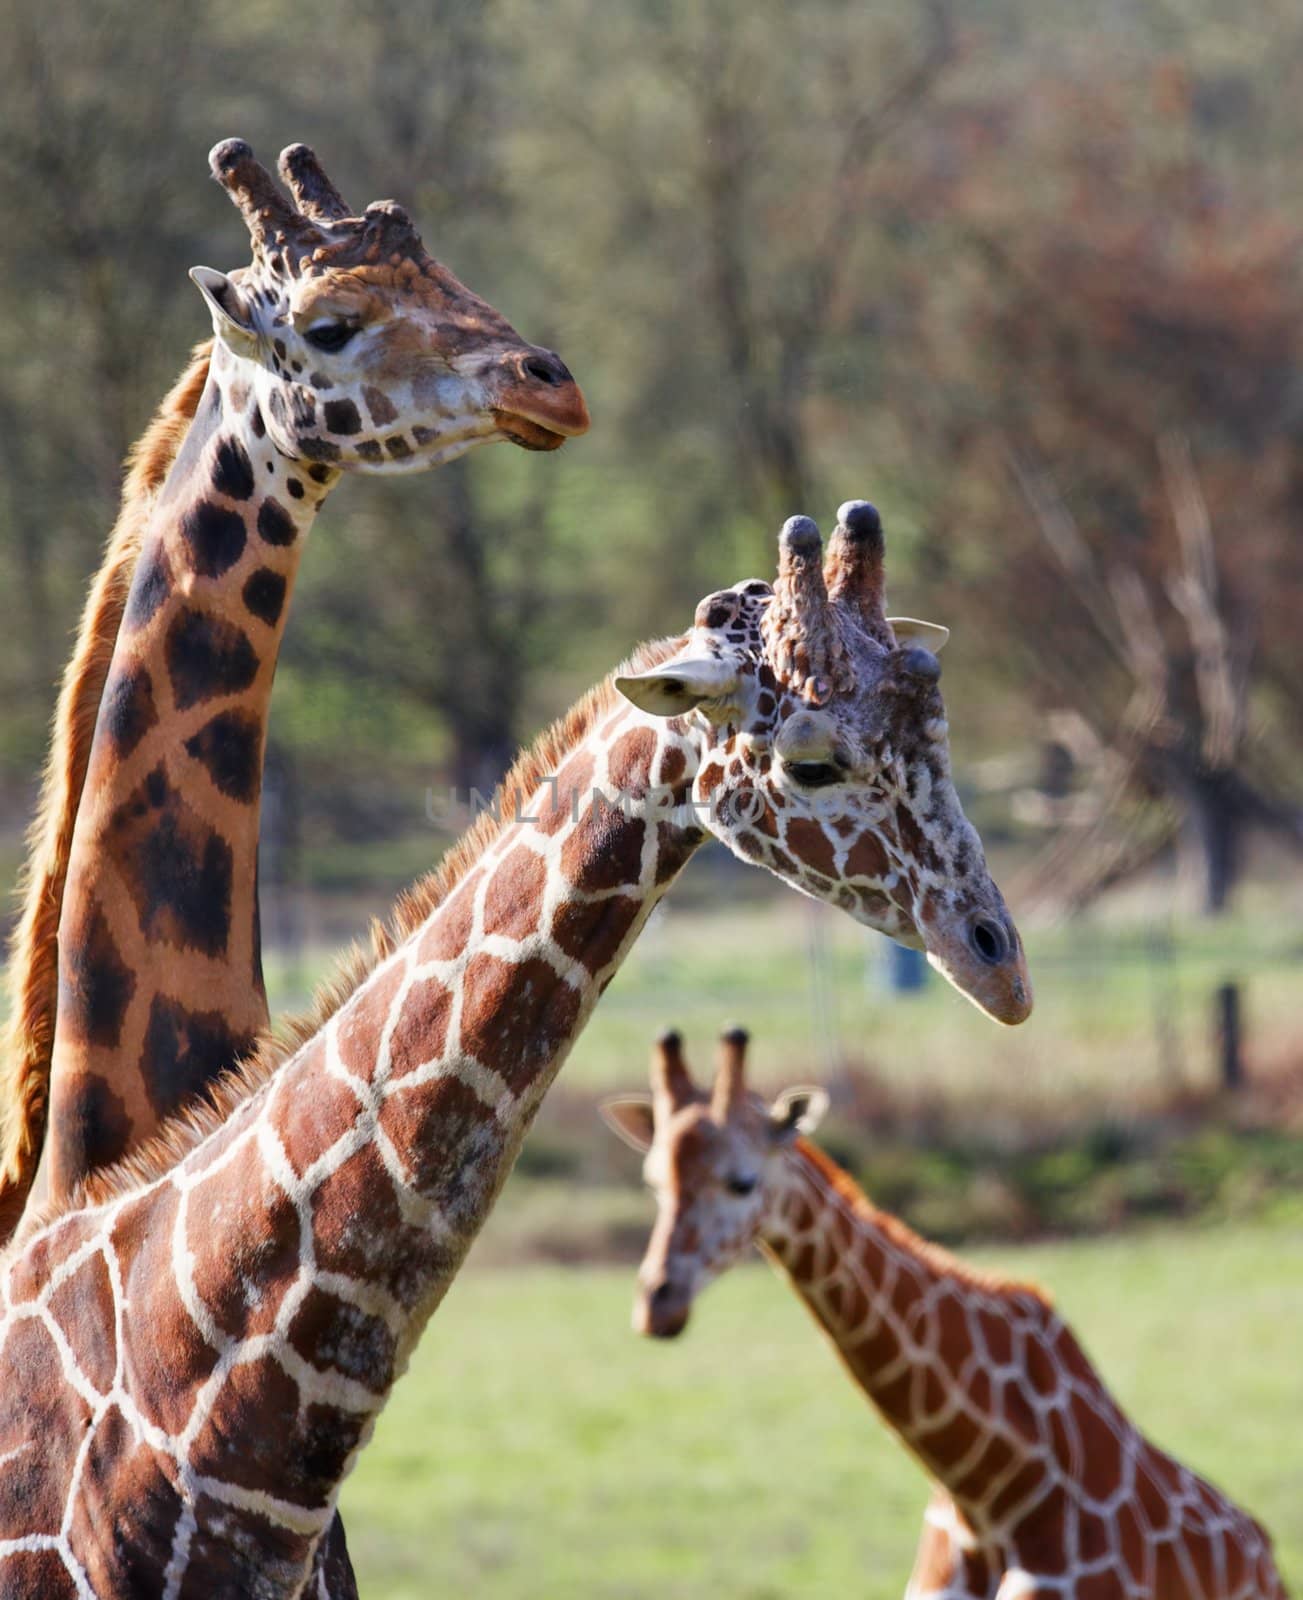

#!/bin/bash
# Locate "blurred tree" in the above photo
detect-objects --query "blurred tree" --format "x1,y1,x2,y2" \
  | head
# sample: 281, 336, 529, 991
0, 0, 225, 770
2, 0, 1303, 922
901, 63, 1303, 913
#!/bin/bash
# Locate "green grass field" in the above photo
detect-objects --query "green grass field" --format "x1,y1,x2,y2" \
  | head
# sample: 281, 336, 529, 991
341, 1217, 1303, 1599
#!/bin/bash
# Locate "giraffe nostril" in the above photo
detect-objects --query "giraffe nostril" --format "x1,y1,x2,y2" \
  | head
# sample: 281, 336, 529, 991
649, 1281, 675, 1309
969, 917, 1009, 967
522, 351, 571, 387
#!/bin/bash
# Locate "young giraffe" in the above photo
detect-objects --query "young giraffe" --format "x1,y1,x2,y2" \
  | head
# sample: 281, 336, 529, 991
601, 1028, 1285, 1600
0, 138, 588, 1237
0, 505, 1030, 1596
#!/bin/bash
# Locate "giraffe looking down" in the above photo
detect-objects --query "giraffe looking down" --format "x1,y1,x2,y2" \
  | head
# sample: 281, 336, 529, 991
0, 138, 589, 1237
601, 1027, 1285, 1600
0, 505, 1026, 1596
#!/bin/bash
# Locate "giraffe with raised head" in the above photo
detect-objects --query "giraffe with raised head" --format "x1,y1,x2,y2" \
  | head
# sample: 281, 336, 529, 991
0, 503, 1029, 1595
0, 138, 589, 1238
600, 1027, 1285, 1600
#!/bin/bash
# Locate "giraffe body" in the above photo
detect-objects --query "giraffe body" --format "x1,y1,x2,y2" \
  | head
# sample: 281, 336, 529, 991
0, 510, 1027, 1594
1, 138, 588, 1232
602, 1030, 1285, 1600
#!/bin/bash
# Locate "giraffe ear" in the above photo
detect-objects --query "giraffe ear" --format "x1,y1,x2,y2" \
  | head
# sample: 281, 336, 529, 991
887, 618, 950, 653
768, 1086, 830, 1143
599, 1096, 656, 1153
614, 658, 740, 718
190, 266, 259, 358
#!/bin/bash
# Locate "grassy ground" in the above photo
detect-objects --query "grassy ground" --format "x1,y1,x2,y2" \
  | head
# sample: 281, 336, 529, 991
341, 1217, 1303, 1599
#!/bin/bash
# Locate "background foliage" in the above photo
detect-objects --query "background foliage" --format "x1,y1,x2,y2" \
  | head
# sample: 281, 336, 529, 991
3, 0, 1302, 914
2, 2, 1302, 1592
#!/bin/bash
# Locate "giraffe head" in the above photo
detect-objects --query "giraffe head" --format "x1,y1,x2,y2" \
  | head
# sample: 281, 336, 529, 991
615, 502, 1032, 1025
189, 139, 589, 471
601, 1027, 822, 1338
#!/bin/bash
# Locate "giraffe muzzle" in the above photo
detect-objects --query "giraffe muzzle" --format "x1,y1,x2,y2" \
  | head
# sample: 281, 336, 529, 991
635, 1279, 692, 1339
491, 346, 591, 448
922, 910, 1034, 1026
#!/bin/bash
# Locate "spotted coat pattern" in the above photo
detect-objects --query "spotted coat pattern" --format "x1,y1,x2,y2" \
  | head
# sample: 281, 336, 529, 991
35, 138, 589, 1600
614, 1040, 1285, 1600
0, 523, 1029, 1594
44, 137, 588, 1206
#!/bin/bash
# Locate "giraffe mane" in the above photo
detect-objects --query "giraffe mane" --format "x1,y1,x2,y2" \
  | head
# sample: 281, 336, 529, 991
14, 633, 684, 1238
793, 1136, 1055, 1312
0, 343, 214, 1244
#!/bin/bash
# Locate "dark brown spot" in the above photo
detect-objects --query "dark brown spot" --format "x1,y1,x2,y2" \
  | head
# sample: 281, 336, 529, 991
123, 543, 173, 631
550, 894, 642, 972
184, 708, 262, 803
655, 745, 687, 787
287, 478, 305, 499
387, 976, 454, 1079
355, 439, 384, 464
378, 1073, 508, 1225
416, 873, 480, 962
256, 497, 297, 547
607, 727, 657, 793
250, 403, 266, 438
211, 436, 255, 500
165, 608, 259, 710
242, 566, 287, 626
481, 846, 546, 940
102, 666, 157, 757
181, 499, 247, 577
310, 1141, 450, 1307
384, 434, 412, 459
287, 1285, 395, 1387
109, 766, 235, 955
54, 1074, 132, 1177
786, 817, 838, 878
308, 462, 333, 483
141, 997, 254, 1122
323, 398, 362, 435
299, 436, 342, 462
362, 385, 398, 426
560, 811, 645, 892
57, 899, 135, 1050
459, 953, 583, 1092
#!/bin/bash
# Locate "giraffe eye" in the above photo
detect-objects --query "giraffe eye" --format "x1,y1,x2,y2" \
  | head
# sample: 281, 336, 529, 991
785, 760, 842, 789
726, 1175, 758, 1197
304, 321, 359, 353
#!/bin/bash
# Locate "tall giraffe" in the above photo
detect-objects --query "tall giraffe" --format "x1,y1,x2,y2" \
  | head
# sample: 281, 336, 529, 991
0, 505, 1029, 1596
601, 1028, 1285, 1600
0, 138, 589, 1236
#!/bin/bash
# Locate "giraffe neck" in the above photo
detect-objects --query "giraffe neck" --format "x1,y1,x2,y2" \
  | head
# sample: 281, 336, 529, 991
761, 1139, 1073, 1534
0, 696, 703, 1592
46, 348, 337, 1200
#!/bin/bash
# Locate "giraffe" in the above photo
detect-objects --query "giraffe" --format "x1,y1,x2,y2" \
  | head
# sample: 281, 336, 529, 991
0, 503, 1029, 1596
0, 138, 589, 1239
600, 1027, 1286, 1600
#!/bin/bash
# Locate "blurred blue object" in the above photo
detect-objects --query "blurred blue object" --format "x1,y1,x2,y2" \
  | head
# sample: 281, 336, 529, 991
885, 940, 928, 994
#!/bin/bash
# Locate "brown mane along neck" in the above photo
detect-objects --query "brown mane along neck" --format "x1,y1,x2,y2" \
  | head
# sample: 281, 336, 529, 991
787, 1136, 1049, 1307
14, 634, 683, 1239
0, 344, 212, 1239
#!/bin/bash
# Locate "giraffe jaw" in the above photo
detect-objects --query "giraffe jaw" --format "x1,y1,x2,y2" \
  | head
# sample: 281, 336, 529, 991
491, 411, 569, 451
